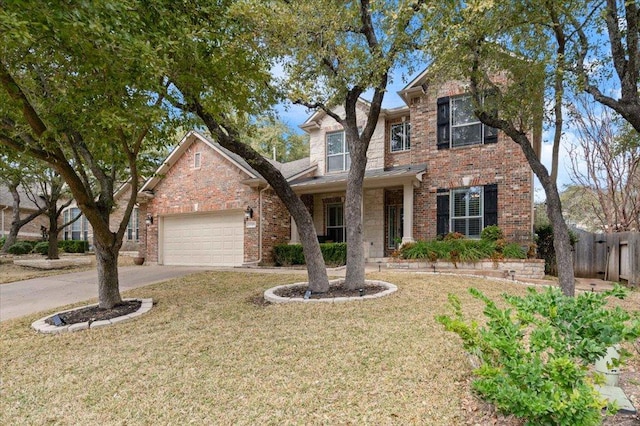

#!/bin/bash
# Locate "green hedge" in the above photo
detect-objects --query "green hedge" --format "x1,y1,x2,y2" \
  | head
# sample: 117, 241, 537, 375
58, 240, 89, 253
273, 243, 347, 267
33, 241, 49, 255
7, 241, 33, 255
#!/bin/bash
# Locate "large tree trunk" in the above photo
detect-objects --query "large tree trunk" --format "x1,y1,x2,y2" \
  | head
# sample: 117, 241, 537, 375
94, 239, 123, 309
47, 209, 60, 259
344, 129, 367, 290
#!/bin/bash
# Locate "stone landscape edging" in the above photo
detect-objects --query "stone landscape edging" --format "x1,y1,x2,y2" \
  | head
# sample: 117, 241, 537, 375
31, 298, 153, 334
264, 279, 397, 304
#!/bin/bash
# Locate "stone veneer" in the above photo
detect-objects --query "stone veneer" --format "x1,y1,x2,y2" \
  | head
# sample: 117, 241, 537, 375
387, 259, 545, 280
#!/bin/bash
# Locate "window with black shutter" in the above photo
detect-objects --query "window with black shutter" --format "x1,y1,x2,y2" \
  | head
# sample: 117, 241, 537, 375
437, 94, 498, 148
436, 184, 499, 238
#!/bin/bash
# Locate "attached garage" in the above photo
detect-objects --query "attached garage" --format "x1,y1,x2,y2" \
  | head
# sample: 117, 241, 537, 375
161, 212, 244, 266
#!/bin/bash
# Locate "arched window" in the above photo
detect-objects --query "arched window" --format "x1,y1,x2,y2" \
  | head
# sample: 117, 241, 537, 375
62, 207, 89, 241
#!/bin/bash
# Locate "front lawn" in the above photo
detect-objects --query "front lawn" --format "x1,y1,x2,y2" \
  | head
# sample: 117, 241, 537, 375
1, 271, 638, 424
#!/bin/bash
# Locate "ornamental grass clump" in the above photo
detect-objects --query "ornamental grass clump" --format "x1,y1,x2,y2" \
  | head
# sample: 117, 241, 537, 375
437, 285, 640, 425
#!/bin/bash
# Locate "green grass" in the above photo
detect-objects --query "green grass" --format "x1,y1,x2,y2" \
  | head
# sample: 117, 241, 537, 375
1, 271, 638, 425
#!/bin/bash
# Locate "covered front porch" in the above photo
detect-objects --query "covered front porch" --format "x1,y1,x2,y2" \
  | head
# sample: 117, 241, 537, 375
288, 164, 426, 260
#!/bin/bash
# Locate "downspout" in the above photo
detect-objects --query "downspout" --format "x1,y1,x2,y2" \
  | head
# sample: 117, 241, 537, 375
245, 185, 268, 265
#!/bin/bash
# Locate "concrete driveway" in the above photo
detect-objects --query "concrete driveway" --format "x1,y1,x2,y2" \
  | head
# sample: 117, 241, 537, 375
0, 265, 211, 322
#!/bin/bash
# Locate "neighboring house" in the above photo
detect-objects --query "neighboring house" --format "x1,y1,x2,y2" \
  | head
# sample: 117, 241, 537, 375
59, 183, 141, 252
139, 71, 539, 267
0, 184, 47, 241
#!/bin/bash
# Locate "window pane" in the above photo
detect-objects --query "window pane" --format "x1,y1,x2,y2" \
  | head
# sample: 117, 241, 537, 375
405, 124, 411, 149
452, 123, 482, 146
452, 96, 477, 126
390, 126, 403, 152
468, 187, 481, 215
453, 192, 467, 216
452, 219, 467, 235
345, 153, 351, 170
327, 132, 344, 155
468, 218, 482, 238
327, 155, 344, 172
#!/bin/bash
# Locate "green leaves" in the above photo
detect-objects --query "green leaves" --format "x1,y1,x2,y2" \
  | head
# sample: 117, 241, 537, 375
436, 285, 639, 424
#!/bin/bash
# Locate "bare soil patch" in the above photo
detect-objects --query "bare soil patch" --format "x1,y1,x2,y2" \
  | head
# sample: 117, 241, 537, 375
44, 300, 141, 326
273, 282, 388, 299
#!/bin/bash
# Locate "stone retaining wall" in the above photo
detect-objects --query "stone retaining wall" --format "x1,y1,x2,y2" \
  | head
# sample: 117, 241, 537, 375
387, 258, 545, 280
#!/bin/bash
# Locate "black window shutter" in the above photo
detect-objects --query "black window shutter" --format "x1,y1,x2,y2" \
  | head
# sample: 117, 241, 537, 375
483, 184, 498, 227
436, 189, 450, 236
436, 97, 450, 150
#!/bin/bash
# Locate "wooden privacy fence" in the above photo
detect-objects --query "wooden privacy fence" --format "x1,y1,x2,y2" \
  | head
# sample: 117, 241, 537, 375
572, 229, 639, 286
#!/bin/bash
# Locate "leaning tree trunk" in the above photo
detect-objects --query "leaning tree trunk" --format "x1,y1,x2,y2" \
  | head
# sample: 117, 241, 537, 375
189, 102, 330, 293
94, 239, 123, 309
544, 182, 575, 296
1, 182, 43, 253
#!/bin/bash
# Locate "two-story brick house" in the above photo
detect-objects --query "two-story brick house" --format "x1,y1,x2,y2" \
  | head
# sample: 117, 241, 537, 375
139, 69, 538, 266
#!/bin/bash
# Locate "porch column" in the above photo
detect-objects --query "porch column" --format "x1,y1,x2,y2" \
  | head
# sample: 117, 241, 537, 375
290, 216, 300, 244
402, 182, 414, 244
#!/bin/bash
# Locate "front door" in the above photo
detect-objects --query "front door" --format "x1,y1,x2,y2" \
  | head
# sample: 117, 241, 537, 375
387, 205, 403, 252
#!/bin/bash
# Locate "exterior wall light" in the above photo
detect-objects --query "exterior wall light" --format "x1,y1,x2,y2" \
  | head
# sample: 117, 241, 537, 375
145, 213, 153, 225
244, 206, 254, 220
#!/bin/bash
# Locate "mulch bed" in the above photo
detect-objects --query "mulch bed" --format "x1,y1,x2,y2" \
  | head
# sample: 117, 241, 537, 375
274, 283, 388, 299
45, 300, 141, 326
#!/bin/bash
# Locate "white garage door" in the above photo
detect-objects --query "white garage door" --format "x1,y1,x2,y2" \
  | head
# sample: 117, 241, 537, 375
162, 212, 244, 266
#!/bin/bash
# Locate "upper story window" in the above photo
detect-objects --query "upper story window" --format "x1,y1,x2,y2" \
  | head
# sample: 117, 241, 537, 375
126, 207, 139, 241
437, 94, 498, 149
326, 131, 351, 173
62, 207, 89, 241
390, 121, 411, 152
193, 151, 201, 168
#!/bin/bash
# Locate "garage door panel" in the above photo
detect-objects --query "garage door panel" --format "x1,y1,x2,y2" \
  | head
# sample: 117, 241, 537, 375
162, 212, 244, 266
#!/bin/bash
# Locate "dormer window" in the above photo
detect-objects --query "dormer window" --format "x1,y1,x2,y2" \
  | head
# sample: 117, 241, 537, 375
326, 131, 350, 172
390, 121, 411, 152
193, 151, 201, 168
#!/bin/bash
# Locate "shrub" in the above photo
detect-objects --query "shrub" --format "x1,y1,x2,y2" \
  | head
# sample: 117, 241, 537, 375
320, 242, 347, 266
0, 236, 5, 249
7, 241, 33, 255
58, 240, 89, 253
443, 232, 465, 241
33, 241, 49, 255
437, 285, 640, 425
502, 243, 526, 259
481, 225, 504, 242
272, 243, 347, 267
535, 224, 578, 275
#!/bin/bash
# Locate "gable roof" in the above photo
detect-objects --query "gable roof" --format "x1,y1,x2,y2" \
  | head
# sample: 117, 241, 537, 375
397, 66, 430, 106
140, 130, 317, 193
0, 184, 43, 211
